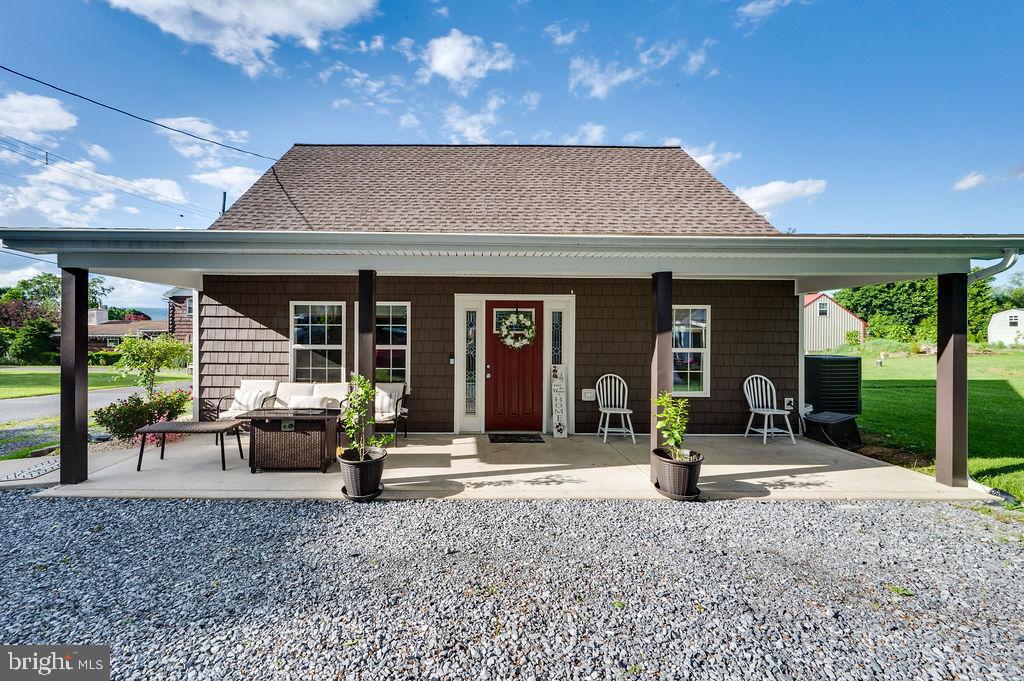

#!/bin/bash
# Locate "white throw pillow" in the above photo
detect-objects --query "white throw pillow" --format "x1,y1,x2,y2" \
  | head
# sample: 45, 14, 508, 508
230, 389, 269, 412
287, 395, 329, 410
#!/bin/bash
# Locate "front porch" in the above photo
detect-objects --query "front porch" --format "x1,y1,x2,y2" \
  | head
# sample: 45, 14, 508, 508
24, 434, 988, 501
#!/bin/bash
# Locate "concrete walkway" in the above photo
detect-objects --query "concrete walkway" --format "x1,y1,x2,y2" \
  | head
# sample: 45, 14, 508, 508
15, 434, 989, 502
0, 381, 191, 422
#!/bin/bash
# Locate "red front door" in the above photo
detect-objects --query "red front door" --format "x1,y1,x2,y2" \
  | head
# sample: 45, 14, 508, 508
485, 301, 544, 431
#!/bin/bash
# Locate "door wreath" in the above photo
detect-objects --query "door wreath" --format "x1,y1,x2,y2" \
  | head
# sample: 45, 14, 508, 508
497, 312, 537, 350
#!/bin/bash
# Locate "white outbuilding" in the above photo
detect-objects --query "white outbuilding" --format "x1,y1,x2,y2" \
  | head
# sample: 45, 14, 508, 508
803, 293, 867, 351
987, 308, 1024, 345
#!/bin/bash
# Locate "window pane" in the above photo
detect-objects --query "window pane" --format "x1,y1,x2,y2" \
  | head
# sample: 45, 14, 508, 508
327, 350, 343, 368
326, 325, 344, 345
374, 368, 392, 382
390, 326, 407, 345
465, 310, 477, 415
375, 348, 391, 368
310, 326, 326, 345
391, 349, 406, 370
390, 305, 407, 325
324, 305, 344, 324
295, 349, 311, 368
375, 326, 391, 345
390, 369, 406, 382
327, 369, 344, 383
294, 325, 309, 345
376, 307, 391, 327
552, 311, 563, 364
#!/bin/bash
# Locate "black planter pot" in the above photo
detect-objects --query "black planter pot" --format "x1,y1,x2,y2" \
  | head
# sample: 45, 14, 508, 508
650, 447, 703, 501
338, 447, 387, 501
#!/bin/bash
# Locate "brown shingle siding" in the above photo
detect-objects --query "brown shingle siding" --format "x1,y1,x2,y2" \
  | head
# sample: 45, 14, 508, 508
198, 276, 798, 433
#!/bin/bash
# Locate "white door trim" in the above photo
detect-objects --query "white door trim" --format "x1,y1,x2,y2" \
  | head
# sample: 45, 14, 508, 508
453, 293, 575, 435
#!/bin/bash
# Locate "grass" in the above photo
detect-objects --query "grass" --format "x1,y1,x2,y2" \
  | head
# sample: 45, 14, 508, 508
0, 368, 190, 399
852, 349, 1024, 500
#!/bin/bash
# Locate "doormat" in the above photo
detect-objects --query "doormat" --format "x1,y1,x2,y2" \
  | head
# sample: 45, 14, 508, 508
488, 433, 545, 444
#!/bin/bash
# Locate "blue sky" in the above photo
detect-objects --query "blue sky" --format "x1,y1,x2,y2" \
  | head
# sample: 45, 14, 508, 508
0, 0, 1021, 305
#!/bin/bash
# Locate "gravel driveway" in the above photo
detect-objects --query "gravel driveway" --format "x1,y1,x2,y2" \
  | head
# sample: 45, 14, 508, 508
1, 493, 1022, 680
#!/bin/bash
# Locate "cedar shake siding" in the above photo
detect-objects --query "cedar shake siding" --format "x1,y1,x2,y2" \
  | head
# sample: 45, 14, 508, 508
167, 296, 193, 343
197, 276, 798, 433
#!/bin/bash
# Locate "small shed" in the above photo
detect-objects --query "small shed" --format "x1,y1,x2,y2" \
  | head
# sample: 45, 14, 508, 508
987, 308, 1024, 346
804, 293, 867, 351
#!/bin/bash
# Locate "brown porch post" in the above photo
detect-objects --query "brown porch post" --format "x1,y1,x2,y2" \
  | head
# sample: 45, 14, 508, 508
651, 272, 673, 454
358, 270, 377, 429
936, 272, 968, 487
60, 267, 89, 484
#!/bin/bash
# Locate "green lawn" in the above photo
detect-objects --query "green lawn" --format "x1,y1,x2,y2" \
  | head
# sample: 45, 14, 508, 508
859, 350, 1024, 500
0, 368, 190, 399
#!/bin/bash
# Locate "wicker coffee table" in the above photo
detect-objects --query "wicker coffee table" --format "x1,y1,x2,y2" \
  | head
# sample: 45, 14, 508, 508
134, 420, 244, 471
238, 409, 339, 473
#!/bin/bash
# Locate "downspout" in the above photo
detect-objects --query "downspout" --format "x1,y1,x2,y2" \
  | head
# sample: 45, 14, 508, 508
962, 248, 1020, 501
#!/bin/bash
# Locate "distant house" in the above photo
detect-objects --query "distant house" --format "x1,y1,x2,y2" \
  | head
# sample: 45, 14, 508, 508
163, 287, 194, 343
988, 308, 1024, 346
53, 308, 167, 351
803, 293, 867, 351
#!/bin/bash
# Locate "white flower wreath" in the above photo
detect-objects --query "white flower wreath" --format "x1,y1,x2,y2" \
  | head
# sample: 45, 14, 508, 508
498, 312, 537, 350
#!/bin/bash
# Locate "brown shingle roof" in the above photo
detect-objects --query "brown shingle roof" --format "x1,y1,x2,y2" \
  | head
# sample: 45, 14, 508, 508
210, 145, 777, 236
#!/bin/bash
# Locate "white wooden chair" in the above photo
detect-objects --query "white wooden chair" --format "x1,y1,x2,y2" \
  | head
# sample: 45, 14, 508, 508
596, 373, 635, 444
743, 374, 795, 445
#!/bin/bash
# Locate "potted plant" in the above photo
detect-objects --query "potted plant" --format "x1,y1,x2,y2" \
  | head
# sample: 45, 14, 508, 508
337, 374, 393, 501
650, 391, 703, 500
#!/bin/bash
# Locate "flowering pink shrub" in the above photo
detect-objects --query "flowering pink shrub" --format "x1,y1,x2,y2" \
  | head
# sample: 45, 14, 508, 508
94, 388, 192, 442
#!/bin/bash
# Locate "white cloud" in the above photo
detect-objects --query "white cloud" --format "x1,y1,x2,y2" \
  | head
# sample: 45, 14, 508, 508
399, 112, 421, 129
355, 34, 384, 53
623, 130, 645, 144
735, 0, 800, 27
569, 40, 679, 99
418, 29, 514, 95
81, 142, 112, 163
395, 37, 417, 61
443, 95, 502, 143
123, 206, 140, 214
683, 141, 742, 172
322, 63, 409, 112
189, 165, 262, 198
0, 266, 46, 287
434, 6, 449, 17
106, 0, 378, 77
0, 157, 187, 226
684, 39, 716, 76
544, 21, 587, 46
0, 91, 77, 144
952, 171, 987, 191
660, 137, 683, 147
153, 116, 249, 169
568, 57, 642, 99
735, 178, 827, 214
520, 91, 541, 111
562, 122, 607, 145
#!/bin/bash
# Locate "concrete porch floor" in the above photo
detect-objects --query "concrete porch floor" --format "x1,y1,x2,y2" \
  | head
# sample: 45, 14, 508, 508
19, 433, 990, 501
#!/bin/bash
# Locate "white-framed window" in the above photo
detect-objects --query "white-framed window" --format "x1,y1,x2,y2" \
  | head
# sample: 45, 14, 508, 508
290, 302, 345, 383
374, 303, 410, 384
672, 305, 710, 398
1010, 315, 1019, 328
818, 300, 828, 316
106, 337, 120, 348
185, 297, 193, 315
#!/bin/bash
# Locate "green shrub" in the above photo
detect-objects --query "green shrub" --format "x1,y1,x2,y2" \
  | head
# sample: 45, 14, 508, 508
88, 351, 122, 366
7, 318, 57, 364
0, 326, 15, 358
914, 315, 938, 344
37, 351, 60, 365
867, 314, 913, 343
93, 388, 192, 441
844, 329, 862, 349
115, 334, 191, 395
653, 391, 694, 461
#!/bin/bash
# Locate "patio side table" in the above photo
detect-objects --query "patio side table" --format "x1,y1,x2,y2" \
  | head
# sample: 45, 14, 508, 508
238, 409, 339, 473
134, 420, 244, 472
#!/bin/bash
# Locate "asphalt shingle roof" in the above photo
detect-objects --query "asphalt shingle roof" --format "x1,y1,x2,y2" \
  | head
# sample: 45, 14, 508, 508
209, 144, 777, 236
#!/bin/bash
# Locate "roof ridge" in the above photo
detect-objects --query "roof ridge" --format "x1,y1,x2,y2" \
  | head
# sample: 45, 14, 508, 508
290, 143, 686, 149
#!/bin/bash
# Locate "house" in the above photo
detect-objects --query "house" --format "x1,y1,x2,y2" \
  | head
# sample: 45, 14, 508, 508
51, 307, 167, 351
987, 308, 1024, 346
163, 286, 194, 343
803, 293, 867, 351
2, 143, 1022, 491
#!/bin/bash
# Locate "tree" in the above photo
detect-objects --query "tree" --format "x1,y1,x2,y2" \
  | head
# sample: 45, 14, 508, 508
108, 307, 151, 321
0, 273, 112, 310
994, 273, 1024, 310
0, 300, 56, 330
0, 327, 16, 359
7, 318, 57, 364
115, 334, 191, 396
967, 277, 999, 342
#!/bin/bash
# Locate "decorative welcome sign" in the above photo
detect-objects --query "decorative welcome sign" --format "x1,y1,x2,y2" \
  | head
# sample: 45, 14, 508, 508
550, 364, 567, 438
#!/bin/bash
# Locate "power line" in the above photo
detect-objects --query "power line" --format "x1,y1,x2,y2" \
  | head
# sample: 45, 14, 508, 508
0, 247, 58, 266
0, 137, 219, 219
0, 63, 279, 162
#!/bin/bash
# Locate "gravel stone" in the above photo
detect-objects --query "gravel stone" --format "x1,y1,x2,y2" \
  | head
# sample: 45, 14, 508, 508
1, 491, 1022, 679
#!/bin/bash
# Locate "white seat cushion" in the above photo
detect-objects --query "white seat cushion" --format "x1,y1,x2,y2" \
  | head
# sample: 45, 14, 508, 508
271, 382, 314, 408
599, 407, 633, 415
238, 379, 279, 395
313, 382, 349, 409
287, 395, 330, 409
375, 383, 405, 419
227, 388, 270, 414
